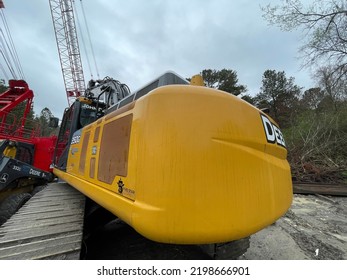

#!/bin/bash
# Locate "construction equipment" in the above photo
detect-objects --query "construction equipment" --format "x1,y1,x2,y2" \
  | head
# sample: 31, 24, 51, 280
0, 1, 293, 260
46, 0, 292, 259
0, 80, 56, 172
49, 0, 85, 106
0, 2, 59, 226
52, 71, 293, 258
0, 80, 56, 225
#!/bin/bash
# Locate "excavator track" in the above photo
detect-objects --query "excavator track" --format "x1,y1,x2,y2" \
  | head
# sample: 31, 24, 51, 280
0, 182, 85, 260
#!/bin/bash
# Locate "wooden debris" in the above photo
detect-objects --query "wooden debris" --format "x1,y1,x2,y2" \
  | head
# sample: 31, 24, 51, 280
293, 183, 347, 196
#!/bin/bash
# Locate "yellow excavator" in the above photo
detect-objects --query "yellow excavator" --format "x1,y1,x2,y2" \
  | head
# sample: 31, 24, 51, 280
52, 71, 292, 259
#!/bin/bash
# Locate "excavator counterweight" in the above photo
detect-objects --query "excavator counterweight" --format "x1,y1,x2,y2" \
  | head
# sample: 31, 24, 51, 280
53, 71, 292, 250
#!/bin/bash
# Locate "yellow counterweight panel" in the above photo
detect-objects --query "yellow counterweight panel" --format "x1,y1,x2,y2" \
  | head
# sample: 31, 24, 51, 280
56, 85, 292, 244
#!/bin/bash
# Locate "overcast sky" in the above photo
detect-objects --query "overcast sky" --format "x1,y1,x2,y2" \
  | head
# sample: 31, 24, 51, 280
1, 0, 314, 119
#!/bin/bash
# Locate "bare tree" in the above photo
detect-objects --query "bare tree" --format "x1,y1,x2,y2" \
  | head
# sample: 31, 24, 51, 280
262, 0, 347, 77
314, 65, 347, 111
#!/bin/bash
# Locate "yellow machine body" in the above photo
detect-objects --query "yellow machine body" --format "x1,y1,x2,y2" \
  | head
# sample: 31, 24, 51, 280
54, 85, 292, 244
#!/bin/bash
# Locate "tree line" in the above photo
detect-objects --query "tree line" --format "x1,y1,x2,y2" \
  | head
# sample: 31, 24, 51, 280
200, 66, 346, 184
1, 1, 345, 184
197, 0, 347, 184
2, 66, 346, 184
260, 0, 347, 184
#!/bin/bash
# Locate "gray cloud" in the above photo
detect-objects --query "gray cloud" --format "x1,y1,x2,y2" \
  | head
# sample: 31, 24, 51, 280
2, 0, 313, 119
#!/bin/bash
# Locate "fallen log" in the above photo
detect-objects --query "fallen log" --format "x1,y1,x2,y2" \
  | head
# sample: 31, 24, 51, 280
293, 183, 347, 196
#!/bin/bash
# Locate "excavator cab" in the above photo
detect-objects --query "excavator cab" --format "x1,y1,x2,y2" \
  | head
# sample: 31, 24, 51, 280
54, 98, 104, 170
0, 139, 34, 165
2, 140, 18, 159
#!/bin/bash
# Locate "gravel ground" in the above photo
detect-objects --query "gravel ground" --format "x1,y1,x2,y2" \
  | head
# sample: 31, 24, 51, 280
84, 194, 347, 260
239, 194, 347, 260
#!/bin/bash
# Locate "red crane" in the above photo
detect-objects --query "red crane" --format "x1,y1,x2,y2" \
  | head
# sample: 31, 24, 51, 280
49, 0, 85, 106
0, 80, 34, 138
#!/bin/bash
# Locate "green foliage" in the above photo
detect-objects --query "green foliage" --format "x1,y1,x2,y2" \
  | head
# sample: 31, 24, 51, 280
34, 107, 58, 137
284, 107, 347, 183
241, 94, 256, 105
0, 80, 7, 93
248, 66, 347, 183
300, 87, 325, 110
200, 69, 247, 96
254, 70, 301, 128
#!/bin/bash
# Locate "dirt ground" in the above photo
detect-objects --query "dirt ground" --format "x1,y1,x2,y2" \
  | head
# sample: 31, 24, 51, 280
85, 194, 347, 260
239, 194, 347, 260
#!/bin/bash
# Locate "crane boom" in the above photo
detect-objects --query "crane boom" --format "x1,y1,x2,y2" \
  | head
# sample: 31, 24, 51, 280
49, 0, 85, 106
